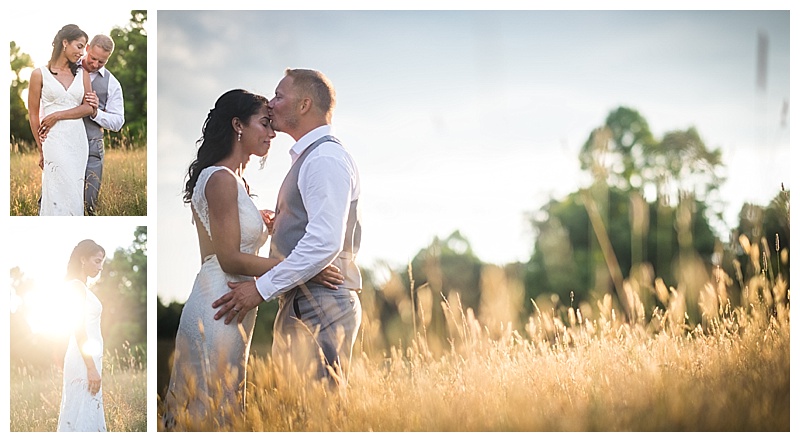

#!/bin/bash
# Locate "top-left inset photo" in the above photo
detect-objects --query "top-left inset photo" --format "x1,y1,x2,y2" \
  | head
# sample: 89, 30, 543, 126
9, 10, 148, 216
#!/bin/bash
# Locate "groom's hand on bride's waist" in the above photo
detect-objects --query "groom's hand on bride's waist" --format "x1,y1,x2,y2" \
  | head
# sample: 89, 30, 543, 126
212, 280, 263, 325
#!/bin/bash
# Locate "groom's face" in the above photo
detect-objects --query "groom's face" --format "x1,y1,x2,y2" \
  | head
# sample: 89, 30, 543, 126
268, 76, 301, 133
83, 45, 111, 73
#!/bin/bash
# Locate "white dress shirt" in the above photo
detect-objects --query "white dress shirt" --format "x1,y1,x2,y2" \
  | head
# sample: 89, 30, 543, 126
88, 66, 125, 132
256, 125, 361, 301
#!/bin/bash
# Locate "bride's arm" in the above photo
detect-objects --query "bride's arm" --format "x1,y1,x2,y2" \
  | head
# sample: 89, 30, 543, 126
207, 170, 343, 288
38, 69, 96, 131
206, 170, 282, 277
68, 280, 102, 396
27, 69, 45, 168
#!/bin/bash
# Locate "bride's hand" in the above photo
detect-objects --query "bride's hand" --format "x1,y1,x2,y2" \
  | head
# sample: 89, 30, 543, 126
260, 209, 275, 233
38, 151, 44, 170
38, 124, 51, 143
310, 264, 344, 289
39, 112, 61, 135
87, 366, 102, 396
85, 91, 99, 117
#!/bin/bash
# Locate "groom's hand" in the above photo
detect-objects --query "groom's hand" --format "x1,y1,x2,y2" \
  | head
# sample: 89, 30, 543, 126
212, 280, 263, 324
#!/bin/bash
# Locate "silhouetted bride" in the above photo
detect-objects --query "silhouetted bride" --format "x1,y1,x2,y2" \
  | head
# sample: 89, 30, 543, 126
58, 239, 107, 431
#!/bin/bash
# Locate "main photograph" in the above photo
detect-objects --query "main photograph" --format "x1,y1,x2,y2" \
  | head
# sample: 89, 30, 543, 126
155, 10, 790, 431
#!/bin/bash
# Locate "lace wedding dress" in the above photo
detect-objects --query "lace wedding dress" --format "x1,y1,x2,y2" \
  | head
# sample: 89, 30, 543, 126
38, 67, 89, 216
57, 281, 106, 432
163, 166, 268, 430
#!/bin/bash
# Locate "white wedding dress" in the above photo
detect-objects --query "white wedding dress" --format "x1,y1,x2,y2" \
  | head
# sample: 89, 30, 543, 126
57, 281, 106, 432
163, 166, 268, 430
38, 66, 89, 216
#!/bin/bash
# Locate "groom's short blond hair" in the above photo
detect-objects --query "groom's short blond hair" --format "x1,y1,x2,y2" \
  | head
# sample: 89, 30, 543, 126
285, 68, 336, 120
90, 34, 115, 53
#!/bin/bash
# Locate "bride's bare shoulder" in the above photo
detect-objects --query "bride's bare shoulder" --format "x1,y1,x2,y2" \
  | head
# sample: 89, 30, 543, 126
67, 279, 87, 298
204, 168, 239, 200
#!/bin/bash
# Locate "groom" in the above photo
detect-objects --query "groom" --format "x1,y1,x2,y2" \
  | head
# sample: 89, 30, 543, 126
213, 68, 363, 384
80, 34, 125, 215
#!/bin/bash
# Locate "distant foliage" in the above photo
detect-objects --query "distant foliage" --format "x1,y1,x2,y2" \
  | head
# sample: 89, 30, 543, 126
9, 41, 34, 144
106, 10, 147, 145
92, 226, 147, 359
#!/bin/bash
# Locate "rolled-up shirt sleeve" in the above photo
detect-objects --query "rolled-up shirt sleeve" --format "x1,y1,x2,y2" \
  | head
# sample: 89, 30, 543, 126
255, 146, 354, 301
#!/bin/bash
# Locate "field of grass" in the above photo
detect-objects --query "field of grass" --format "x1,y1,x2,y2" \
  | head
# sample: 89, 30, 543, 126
11, 349, 147, 432
158, 246, 790, 432
9, 143, 147, 216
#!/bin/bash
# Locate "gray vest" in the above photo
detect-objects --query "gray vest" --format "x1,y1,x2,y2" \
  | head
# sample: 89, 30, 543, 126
83, 71, 110, 140
269, 135, 362, 291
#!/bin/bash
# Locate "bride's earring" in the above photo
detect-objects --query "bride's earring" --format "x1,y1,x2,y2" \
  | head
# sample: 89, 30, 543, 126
260, 154, 268, 169
237, 131, 242, 142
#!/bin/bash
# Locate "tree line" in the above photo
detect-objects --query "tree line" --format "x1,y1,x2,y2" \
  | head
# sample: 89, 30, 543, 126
157, 106, 790, 371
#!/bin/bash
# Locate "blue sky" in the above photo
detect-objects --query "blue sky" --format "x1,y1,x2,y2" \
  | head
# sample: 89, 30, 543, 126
151, 9, 791, 303
0, 6, 790, 301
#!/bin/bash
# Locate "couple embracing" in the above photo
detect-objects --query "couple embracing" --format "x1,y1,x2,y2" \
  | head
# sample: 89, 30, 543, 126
162, 69, 363, 430
27, 24, 124, 216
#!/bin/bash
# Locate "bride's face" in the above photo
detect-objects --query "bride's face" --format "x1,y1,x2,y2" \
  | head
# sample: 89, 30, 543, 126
241, 105, 276, 158
83, 251, 105, 279
62, 37, 87, 64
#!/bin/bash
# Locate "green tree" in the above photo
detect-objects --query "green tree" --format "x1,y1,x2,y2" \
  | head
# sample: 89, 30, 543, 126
106, 10, 147, 145
531, 107, 723, 323
729, 188, 790, 297
526, 187, 718, 322
92, 226, 147, 361
388, 231, 484, 348
156, 296, 182, 397
580, 107, 658, 191
407, 231, 483, 310
653, 127, 725, 223
580, 107, 725, 221
10, 41, 34, 144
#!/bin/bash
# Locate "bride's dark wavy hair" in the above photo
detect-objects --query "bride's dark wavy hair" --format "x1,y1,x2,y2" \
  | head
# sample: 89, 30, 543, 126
65, 239, 105, 281
183, 89, 269, 203
48, 24, 89, 75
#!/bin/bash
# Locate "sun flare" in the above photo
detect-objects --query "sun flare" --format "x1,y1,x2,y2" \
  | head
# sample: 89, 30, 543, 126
23, 280, 83, 338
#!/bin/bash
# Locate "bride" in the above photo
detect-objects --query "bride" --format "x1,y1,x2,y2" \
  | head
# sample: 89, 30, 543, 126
58, 239, 107, 432
27, 24, 96, 216
162, 89, 343, 430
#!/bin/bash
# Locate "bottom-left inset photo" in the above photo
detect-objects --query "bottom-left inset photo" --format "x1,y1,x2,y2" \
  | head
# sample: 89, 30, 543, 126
9, 218, 147, 432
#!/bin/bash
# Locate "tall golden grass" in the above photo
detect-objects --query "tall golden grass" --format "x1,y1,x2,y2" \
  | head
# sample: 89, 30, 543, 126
9, 140, 147, 216
158, 230, 790, 431
10, 344, 147, 432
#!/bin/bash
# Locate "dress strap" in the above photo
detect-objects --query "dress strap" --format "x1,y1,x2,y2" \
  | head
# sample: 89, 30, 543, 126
191, 166, 238, 240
